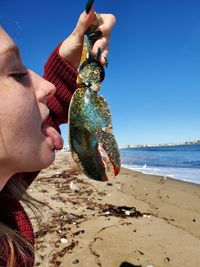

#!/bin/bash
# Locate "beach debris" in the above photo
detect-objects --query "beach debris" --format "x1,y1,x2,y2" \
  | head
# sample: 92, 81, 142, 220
50, 240, 79, 264
58, 211, 85, 225
68, 0, 121, 182
119, 262, 142, 267
98, 191, 106, 196
100, 204, 150, 218
72, 230, 85, 237
60, 237, 70, 244
89, 237, 103, 266
55, 171, 63, 178
84, 202, 151, 219
125, 210, 131, 216
164, 257, 170, 262
143, 214, 151, 218
121, 221, 132, 226
35, 229, 48, 239
69, 181, 80, 192
72, 259, 79, 264
160, 176, 167, 183
137, 250, 144, 255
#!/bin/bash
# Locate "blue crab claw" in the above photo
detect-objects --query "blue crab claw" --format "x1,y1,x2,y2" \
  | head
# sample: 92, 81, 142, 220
68, 87, 121, 181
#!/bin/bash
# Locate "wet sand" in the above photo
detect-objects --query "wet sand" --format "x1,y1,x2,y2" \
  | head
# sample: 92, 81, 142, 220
26, 150, 200, 267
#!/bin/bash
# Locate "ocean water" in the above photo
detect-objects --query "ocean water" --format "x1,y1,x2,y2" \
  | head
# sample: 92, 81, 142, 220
120, 144, 200, 184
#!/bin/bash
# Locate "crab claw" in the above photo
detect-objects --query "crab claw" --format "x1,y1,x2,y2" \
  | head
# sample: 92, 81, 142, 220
68, 87, 121, 182
98, 130, 121, 177
69, 125, 120, 181
69, 126, 109, 181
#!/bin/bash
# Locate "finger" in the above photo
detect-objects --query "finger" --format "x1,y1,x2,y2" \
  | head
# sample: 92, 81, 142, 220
101, 45, 109, 59
99, 45, 109, 66
92, 35, 110, 55
74, 7, 95, 38
96, 14, 116, 36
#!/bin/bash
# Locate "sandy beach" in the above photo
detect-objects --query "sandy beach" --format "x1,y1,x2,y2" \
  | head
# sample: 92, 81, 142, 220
26, 150, 200, 267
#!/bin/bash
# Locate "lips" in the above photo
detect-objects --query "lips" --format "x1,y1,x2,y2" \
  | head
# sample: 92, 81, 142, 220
41, 124, 63, 150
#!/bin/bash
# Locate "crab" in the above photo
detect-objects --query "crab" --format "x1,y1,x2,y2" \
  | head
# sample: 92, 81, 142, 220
68, 0, 120, 181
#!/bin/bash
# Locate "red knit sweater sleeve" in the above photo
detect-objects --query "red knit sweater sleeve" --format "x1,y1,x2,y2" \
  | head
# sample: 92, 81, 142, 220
44, 42, 78, 131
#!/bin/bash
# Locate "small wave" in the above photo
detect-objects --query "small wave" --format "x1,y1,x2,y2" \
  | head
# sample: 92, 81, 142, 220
122, 164, 200, 185
182, 160, 200, 168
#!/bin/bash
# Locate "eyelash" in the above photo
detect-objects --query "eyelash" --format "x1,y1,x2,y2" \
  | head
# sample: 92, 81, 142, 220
11, 72, 28, 82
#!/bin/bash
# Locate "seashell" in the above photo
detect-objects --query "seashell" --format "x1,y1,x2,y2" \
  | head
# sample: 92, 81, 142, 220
125, 210, 130, 216
60, 238, 69, 244
69, 181, 80, 192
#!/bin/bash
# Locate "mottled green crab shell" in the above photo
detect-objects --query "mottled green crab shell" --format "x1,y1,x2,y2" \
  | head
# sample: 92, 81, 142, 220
68, 32, 120, 181
68, 85, 120, 181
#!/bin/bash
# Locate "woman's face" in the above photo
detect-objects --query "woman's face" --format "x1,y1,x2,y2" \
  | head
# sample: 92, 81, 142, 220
0, 27, 63, 184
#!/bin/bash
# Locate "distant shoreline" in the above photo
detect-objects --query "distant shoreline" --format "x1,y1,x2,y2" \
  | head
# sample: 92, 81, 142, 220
120, 141, 200, 149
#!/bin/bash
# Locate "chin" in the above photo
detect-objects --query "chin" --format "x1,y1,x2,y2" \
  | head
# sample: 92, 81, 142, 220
24, 149, 56, 172
40, 150, 56, 169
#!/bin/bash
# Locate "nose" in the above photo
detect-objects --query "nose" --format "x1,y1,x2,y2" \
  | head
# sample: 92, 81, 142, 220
31, 70, 56, 104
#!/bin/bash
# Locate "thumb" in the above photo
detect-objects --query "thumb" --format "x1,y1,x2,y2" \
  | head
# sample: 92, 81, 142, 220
74, 7, 95, 38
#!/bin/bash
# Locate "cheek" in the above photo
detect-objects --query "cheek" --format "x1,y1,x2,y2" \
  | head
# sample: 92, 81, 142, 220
0, 78, 55, 173
0, 86, 42, 153
0, 107, 39, 159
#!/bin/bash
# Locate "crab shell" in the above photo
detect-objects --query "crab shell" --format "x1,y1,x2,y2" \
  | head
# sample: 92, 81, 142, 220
68, 83, 120, 181
68, 31, 120, 181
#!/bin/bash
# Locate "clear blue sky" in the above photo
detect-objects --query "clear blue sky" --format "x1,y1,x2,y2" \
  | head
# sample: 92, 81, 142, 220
1, 0, 200, 147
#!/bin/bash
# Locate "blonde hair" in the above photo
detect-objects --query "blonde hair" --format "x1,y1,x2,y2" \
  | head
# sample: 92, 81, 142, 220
0, 176, 40, 267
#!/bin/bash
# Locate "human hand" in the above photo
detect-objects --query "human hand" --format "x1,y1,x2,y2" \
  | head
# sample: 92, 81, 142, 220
59, 5, 116, 69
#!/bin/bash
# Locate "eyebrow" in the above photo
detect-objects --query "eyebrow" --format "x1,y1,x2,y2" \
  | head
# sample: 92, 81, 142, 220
0, 45, 20, 57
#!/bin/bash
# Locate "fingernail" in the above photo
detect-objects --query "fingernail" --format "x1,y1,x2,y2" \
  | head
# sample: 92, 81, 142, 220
96, 47, 102, 60
104, 57, 108, 67
85, 0, 95, 14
